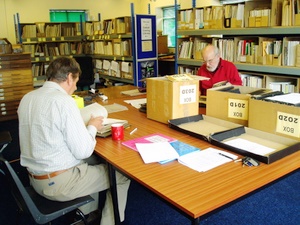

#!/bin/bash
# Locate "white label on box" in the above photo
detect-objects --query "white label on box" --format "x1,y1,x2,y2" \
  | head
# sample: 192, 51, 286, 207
180, 85, 197, 104
227, 99, 248, 120
276, 111, 300, 138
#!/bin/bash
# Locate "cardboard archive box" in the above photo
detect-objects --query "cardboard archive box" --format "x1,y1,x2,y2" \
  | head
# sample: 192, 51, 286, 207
147, 75, 199, 124
206, 86, 272, 126
249, 98, 300, 141
209, 126, 300, 164
168, 114, 243, 142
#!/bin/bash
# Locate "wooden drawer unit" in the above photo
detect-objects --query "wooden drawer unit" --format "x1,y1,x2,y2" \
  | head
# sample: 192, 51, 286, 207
0, 53, 31, 69
0, 69, 33, 88
0, 100, 20, 121
0, 85, 33, 102
0, 53, 33, 121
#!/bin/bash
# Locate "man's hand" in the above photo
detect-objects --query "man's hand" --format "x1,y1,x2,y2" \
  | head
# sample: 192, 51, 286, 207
88, 115, 104, 131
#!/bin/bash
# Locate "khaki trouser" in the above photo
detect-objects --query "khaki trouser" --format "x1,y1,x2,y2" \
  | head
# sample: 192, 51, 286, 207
29, 157, 130, 225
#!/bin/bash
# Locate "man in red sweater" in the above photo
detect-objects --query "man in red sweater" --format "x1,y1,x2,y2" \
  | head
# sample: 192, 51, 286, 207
197, 45, 242, 95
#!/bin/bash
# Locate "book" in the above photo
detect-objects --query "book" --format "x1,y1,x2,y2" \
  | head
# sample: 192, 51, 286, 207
159, 140, 200, 164
79, 102, 128, 136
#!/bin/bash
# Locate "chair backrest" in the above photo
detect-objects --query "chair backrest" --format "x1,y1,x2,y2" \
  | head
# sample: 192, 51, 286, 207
0, 155, 94, 224
0, 156, 41, 219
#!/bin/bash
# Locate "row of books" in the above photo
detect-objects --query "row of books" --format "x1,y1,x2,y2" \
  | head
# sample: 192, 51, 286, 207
240, 74, 263, 88
31, 63, 49, 77
178, 36, 300, 67
22, 39, 133, 57
178, 0, 300, 30
93, 39, 131, 56
20, 18, 132, 39
22, 42, 86, 57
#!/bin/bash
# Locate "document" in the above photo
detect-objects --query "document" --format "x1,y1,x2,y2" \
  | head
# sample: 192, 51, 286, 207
178, 147, 238, 172
121, 89, 146, 96
122, 133, 177, 152
124, 98, 147, 109
136, 142, 180, 164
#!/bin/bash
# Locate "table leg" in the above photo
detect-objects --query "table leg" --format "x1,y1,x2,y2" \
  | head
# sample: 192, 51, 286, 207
108, 163, 121, 225
192, 217, 200, 225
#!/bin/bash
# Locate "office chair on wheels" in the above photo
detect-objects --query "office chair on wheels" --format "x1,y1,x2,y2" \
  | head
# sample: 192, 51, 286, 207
0, 131, 94, 225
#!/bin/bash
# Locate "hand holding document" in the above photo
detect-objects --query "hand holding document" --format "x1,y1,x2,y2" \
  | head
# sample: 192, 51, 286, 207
80, 102, 128, 136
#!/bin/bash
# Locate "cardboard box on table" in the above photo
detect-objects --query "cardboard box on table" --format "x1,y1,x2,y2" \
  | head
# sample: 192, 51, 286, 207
209, 126, 300, 164
249, 98, 300, 141
147, 75, 199, 124
206, 85, 271, 126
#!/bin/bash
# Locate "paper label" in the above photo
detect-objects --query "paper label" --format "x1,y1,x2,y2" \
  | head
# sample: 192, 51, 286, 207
276, 111, 300, 138
228, 98, 248, 120
179, 85, 197, 104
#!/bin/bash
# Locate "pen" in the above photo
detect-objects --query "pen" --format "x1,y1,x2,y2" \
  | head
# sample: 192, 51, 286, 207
130, 128, 137, 135
218, 152, 234, 160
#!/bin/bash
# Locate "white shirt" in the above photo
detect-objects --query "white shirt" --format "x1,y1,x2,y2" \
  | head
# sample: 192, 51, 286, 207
18, 81, 97, 173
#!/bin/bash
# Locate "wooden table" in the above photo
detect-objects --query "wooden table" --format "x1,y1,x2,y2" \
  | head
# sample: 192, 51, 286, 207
92, 85, 300, 225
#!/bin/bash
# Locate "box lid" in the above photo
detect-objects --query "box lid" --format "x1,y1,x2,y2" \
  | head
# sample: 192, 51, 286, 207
210, 126, 300, 164
168, 114, 243, 142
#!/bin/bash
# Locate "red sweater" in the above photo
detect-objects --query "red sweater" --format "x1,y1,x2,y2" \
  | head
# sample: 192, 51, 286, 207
197, 58, 242, 95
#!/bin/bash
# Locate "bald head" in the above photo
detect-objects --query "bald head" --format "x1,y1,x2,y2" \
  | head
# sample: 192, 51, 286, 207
201, 45, 220, 72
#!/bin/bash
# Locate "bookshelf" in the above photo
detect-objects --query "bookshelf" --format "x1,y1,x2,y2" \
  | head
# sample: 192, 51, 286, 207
15, 3, 158, 87
176, 0, 300, 93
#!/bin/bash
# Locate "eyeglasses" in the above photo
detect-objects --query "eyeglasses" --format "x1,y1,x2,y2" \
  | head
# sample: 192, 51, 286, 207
203, 54, 217, 64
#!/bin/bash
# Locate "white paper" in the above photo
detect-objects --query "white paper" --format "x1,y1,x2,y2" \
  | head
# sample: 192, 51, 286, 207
136, 142, 179, 164
224, 138, 275, 156
265, 93, 300, 105
124, 98, 147, 109
178, 147, 238, 172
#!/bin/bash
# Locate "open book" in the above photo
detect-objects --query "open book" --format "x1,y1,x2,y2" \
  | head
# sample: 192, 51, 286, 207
80, 102, 128, 137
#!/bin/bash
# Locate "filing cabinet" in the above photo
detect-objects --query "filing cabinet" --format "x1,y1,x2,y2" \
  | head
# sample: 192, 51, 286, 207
0, 53, 33, 121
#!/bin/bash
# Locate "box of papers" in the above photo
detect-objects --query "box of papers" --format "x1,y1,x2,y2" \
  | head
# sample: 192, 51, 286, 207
206, 85, 272, 126
147, 75, 199, 124
168, 114, 243, 142
210, 126, 300, 164
249, 96, 300, 141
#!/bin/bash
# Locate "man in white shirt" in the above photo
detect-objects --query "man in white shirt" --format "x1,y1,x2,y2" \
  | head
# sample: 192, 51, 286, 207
18, 57, 130, 225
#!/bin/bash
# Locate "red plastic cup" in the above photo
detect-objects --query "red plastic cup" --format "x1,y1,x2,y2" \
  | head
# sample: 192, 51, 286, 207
111, 123, 124, 141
